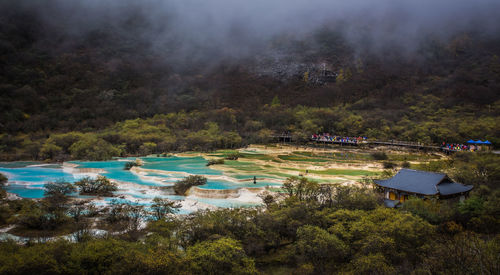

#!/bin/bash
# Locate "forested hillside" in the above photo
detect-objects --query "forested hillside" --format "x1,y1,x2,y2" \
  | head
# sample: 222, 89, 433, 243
0, 153, 499, 274
1, 0, 500, 160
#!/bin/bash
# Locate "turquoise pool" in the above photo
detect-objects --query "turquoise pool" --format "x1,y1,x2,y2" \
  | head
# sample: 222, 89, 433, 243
0, 165, 78, 198
0, 157, 281, 210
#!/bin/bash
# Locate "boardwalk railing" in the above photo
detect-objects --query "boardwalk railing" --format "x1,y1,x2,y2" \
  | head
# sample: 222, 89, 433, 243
310, 137, 442, 150
271, 135, 293, 142
310, 137, 364, 146
369, 140, 438, 148
273, 134, 461, 151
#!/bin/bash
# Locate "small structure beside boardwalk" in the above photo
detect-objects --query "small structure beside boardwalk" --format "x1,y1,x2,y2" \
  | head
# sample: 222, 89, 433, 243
441, 139, 494, 153
466, 139, 493, 151
271, 131, 293, 143
374, 169, 473, 208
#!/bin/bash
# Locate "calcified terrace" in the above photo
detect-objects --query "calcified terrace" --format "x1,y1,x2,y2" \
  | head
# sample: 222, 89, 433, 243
1, 144, 442, 214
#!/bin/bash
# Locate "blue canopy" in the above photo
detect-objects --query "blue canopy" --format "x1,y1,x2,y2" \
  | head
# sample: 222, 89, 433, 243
475, 140, 483, 144
483, 140, 492, 145
466, 139, 476, 144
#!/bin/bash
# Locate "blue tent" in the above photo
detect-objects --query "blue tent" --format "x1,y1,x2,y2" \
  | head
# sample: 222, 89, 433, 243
466, 139, 476, 144
483, 140, 492, 145
475, 140, 483, 144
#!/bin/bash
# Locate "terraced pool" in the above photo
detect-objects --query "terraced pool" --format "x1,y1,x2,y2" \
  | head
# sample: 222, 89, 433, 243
0, 156, 281, 212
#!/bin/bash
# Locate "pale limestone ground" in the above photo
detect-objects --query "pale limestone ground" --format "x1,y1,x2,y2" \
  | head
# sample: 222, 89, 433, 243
175, 144, 444, 185
63, 144, 443, 207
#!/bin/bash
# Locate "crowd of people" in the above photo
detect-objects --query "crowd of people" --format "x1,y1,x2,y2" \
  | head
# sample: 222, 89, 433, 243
311, 134, 367, 144
308, 134, 491, 151
441, 143, 471, 151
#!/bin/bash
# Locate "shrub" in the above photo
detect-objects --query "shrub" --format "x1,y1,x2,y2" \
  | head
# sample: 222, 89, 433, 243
124, 162, 137, 170
402, 161, 411, 168
186, 237, 257, 275
174, 175, 207, 195
69, 135, 121, 161
225, 152, 242, 160
371, 152, 388, 160
0, 173, 6, 200
104, 200, 146, 232
0, 173, 7, 186
150, 197, 181, 220
206, 159, 224, 166
402, 197, 454, 224
74, 176, 117, 196
383, 162, 396, 169
44, 180, 76, 204
124, 160, 142, 170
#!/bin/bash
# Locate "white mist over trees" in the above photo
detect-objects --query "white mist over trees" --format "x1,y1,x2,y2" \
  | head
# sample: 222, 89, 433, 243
5, 0, 500, 63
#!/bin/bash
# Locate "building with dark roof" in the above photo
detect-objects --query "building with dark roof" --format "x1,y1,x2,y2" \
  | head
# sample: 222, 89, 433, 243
374, 169, 473, 207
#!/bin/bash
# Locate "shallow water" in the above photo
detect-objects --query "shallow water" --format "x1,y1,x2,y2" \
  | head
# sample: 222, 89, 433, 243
0, 165, 78, 198
141, 157, 222, 175
0, 157, 280, 211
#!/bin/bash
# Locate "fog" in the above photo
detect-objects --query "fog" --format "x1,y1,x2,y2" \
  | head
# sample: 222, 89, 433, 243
8, 0, 500, 62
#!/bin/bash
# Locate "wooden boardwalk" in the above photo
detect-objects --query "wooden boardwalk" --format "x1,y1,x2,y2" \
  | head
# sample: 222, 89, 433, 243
271, 135, 293, 142
311, 138, 441, 150
368, 140, 440, 149
272, 135, 459, 152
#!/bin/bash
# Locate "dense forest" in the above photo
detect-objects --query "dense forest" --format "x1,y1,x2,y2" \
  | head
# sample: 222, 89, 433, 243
0, 153, 499, 274
0, 1, 499, 161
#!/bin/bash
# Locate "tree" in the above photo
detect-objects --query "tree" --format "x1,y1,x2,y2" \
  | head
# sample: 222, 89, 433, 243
150, 197, 181, 221
425, 232, 500, 275
121, 247, 185, 274
206, 159, 225, 166
221, 131, 242, 148
124, 160, 142, 170
69, 134, 121, 161
328, 207, 435, 265
15, 200, 69, 230
186, 237, 258, 275
44, 180, 76, 204
124, 203, 147, 233
0, 173, 7, 186
327, 184, 381, 210
258, 192, 275, 208
225, 152, 241, 160
349, 253, 396, 275
271, 95, 281, 107
139, 142, 157, 155
451, 153, 500, 188
39, 143, 63, 160
402, 197, 454, 224
0, 173, 6, 200
174, 175, 207, 195
295, 225, 348, 273
282, 176, 320, 201
74, 176, 117, 196
104, 200, 146, 234
371, 152, 388, 160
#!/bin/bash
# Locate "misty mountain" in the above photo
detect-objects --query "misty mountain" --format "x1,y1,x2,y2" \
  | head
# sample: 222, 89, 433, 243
0, 0, 499, 137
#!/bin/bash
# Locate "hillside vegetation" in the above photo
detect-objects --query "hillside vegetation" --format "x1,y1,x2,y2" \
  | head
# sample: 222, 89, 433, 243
0, 153, 499, 274
1, 2, 499, 160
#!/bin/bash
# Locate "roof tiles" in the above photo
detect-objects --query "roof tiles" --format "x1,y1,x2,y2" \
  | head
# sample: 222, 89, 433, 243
375, 169, 473, 196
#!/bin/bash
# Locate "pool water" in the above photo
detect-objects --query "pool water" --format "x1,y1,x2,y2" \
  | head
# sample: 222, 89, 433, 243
0, 166, 76, 184
0, 165, 79, 199
0, 157, 281, 211
200, 179, 279, 189
140, 157, 222, 175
